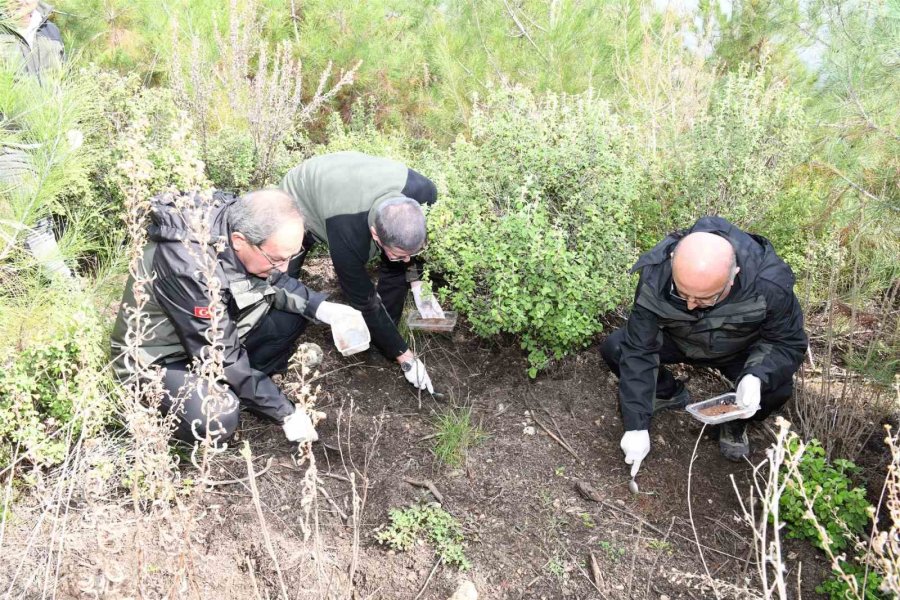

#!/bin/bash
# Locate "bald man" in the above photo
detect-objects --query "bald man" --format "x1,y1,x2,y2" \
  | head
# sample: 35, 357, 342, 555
601, 216, 807, 469
111, 190, 364, 446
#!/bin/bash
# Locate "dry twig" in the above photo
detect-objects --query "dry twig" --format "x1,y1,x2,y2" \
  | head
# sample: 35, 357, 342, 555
403, 476, 445, 504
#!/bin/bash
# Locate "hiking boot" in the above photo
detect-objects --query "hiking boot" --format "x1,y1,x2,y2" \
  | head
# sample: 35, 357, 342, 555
719, 421, 750, 461
652, 380, 691, 414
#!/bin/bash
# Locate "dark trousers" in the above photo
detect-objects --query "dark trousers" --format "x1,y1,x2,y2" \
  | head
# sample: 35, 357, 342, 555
600, 327, 791, 422
161, 308, 309, 444
291, 233, 408, 326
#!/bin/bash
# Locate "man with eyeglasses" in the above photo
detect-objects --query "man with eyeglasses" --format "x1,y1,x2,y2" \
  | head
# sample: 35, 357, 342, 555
601, 216, 807, 472
111, 189, 365, 446
280, 151, 442, 393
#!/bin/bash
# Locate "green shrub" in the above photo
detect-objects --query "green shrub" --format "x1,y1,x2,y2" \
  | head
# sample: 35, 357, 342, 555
0, 291, 111, 469
817, 559, 886, 600
647, 67, 808, 243
781, 439, 871, 552
428, 84, 640, 374
375, 503, 470, 570
53, 67, 207, 257
203, 125, 257, 193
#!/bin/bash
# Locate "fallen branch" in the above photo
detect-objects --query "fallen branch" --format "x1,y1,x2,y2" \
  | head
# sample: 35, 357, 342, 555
542, 407, 579, 457
315, 477, 349, 522
590, 551, 604, 588
413, 557, 442, 600
532, 413, 582, 462
403, 476, 444, 504
203, 456, 273, 487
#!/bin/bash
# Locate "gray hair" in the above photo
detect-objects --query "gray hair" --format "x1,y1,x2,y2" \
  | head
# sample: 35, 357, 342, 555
228, 189, 301, 245
373, 197, 426, 251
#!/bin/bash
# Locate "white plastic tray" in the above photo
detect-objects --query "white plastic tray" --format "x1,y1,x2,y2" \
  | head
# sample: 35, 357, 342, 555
406, 310, 458, 332
333, 324, 370, 357
685, 392, 757, 425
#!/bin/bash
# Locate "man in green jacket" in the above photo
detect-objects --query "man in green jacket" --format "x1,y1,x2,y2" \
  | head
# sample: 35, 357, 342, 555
280, 151, 442, 394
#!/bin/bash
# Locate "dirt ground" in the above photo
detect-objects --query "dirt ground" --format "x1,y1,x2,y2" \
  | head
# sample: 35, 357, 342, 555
188, 258, 845, 600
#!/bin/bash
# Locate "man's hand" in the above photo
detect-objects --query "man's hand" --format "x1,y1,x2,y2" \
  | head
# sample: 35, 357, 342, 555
401, 358, 434, 394
315, 301, 361, 325
282, 407, 318, 443
620, 430, 650, 478
736, 375, 762, 412
410, 280, 445, 319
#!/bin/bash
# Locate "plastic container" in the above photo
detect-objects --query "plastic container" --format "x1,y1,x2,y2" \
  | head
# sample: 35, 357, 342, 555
406, 310, 458, 332
332, 317, 371, 357
686, 392, 757, 425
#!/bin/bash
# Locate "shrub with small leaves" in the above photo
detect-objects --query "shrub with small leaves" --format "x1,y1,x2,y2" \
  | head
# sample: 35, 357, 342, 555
428, 84, 640, 374
0, 292, 111, 469
817, 559, 886, 600
647, 66, 808, 242
375, 503, 471, 570
780, 439, 871, 552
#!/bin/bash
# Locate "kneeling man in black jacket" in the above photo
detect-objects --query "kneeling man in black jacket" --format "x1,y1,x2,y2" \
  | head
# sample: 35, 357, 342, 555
601, 217, 807, 475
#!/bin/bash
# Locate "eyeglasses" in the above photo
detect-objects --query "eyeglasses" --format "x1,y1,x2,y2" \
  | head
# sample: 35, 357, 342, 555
669, 278, 732, 308
377, 240, 427, 262
254, 244, 304, 270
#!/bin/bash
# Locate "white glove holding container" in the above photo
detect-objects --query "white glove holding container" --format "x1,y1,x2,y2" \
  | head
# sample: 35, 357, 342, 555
620, 429, 650, 478
410, 280, 445, 319
282, 407, 318, 444
315, 301, 370, 356
401, 358, 434, 394
736, 374, 762, 412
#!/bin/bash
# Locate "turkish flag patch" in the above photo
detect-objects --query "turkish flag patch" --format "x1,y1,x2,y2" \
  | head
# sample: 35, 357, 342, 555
193, 306, 212, 319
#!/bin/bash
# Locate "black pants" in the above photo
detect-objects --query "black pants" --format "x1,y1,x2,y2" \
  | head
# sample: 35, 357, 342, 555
161, 308, 309, 444
600, 327, 791, 422
290, 233, 409, 326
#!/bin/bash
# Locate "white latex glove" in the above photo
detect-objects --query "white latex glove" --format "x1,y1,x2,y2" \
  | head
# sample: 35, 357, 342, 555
402, 358, 434, 394
314, 301, 361, 325
410, 280, 445, 319
620, 430, 650, 478
282, 407, 318, 444
736, 375, 762, 412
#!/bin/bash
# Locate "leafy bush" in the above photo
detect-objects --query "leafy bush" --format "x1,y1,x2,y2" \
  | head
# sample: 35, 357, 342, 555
203, 125, 257, 193
52, 67, 207, 257
375, 503, 470, 570
428, 84, 640, 374
780, 439, 871, 552
817, 559, 885, 600
648, 67, 808, 242
0, 291, 111, 468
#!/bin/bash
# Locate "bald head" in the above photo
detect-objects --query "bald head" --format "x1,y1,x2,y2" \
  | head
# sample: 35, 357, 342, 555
671, 232, 738, 309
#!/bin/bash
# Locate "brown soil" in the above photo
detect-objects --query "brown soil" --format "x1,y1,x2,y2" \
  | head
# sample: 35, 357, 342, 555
184, 257, 835, 599
698, 404, 740, 417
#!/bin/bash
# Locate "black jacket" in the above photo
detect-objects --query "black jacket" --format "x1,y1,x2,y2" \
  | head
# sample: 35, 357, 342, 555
110, 192, 327, 422
619, 217, 808, 431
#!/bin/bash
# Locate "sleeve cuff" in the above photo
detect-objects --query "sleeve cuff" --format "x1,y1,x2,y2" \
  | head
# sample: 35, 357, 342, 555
305, 290, 329, 320
622, 410, 651, 431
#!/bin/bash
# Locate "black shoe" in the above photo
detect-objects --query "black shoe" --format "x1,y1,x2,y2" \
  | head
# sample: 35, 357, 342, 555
652, 381, 691, 414
719, 421, 750, 461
